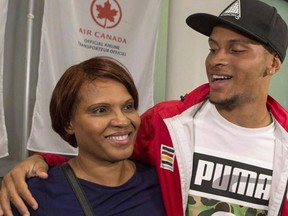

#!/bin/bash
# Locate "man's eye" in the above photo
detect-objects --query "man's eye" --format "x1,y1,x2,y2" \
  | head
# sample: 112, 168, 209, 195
232, 49, 245, 53
209, 48, 216, 53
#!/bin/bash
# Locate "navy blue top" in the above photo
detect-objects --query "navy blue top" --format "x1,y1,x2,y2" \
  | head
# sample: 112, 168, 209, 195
12, 161, 166, 216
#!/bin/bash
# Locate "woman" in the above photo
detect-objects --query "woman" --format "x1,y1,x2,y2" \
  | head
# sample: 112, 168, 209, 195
11, 56, 165, 215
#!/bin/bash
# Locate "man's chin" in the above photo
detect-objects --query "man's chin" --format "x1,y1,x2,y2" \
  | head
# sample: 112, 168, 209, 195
209, 96, 238, 110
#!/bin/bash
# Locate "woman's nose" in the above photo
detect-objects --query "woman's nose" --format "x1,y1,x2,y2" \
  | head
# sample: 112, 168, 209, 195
110, 110, 130, 127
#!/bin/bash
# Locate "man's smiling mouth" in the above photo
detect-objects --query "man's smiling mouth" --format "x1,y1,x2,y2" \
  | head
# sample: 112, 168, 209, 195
212, 75, 232, 82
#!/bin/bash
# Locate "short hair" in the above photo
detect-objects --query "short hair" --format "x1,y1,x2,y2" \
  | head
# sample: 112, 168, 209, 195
49, 56, 139, 147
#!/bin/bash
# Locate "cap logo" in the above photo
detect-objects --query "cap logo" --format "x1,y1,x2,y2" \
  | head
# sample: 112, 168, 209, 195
220, 0, 241, 20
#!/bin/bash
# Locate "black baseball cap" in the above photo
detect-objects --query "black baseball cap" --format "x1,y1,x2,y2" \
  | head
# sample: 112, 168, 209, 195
186, 0, 288, 62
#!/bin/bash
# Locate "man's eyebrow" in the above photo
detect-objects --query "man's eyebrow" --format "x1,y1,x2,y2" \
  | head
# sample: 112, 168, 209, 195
208, 37, 258, 45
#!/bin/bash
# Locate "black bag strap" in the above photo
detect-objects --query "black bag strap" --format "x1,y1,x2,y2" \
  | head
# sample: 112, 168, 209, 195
61, 163, 95, 216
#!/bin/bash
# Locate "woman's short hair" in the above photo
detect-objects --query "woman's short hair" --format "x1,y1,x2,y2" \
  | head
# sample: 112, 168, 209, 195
49, 56, 139, 147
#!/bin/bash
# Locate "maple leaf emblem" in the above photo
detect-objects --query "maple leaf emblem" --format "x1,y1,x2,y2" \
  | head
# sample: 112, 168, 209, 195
96, 0, 118, 24
90, 0, 122, 29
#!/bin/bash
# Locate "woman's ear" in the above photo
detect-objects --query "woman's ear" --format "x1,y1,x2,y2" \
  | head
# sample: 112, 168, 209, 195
65, 122, 74, 135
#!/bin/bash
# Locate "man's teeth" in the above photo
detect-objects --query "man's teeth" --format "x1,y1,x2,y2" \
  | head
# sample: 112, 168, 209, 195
107, 135, 128, 141
213, 75, 231, 81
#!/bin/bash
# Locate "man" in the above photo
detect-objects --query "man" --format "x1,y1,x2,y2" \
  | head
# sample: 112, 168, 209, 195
1, 0, 288, 215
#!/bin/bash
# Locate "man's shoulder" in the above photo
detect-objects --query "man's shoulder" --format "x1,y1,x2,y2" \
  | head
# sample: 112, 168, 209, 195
267, 95, 288, 132
141, 83, 210, 119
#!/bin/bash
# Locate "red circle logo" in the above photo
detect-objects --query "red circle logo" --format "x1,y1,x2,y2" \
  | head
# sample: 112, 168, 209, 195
90, 0, 122, 29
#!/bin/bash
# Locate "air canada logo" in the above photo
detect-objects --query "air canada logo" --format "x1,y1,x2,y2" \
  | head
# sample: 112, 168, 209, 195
90, 0, 122, 29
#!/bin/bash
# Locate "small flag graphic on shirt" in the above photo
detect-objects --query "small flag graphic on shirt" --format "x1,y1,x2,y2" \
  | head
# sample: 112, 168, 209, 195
161, 144, 175, 171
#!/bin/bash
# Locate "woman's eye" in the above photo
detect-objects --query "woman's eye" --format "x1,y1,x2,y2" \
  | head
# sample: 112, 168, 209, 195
93, 107, 107, 114
124, 102, 134, 111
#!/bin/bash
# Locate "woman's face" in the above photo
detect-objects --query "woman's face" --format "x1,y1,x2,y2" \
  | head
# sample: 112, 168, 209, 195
66, 78, 141, 164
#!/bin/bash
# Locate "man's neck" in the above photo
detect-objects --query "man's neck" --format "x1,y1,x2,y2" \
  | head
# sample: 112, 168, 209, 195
215, 103, 272, 128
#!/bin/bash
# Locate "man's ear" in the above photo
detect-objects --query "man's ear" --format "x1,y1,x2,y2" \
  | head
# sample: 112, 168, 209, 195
270, 55, 282, 75
266, 54, 282, 76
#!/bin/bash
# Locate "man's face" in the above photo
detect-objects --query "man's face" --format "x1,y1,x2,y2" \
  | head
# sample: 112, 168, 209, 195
205, 26, 273, 109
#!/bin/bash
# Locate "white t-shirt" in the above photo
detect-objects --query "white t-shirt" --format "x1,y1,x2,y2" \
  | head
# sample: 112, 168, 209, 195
187, 101, 275, 216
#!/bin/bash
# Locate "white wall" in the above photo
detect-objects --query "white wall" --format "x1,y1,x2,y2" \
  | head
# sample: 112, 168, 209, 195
0, 0, 44, 176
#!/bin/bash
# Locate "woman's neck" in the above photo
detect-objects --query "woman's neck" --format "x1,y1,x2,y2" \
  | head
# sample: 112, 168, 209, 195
68, 157, 136, 187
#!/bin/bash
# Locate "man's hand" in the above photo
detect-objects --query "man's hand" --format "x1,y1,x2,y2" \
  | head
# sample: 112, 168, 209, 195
0, 155, 49, 216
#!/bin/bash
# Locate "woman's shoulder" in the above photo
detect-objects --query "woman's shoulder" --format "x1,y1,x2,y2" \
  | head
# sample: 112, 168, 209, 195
132, 160, 158, 182
26, 165, 68, 194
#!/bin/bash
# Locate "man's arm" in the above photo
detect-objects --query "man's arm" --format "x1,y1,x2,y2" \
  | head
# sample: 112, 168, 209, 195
0, 153, 69, 216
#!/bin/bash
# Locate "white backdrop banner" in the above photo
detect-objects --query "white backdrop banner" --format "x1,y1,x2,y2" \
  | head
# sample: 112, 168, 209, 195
27, 0, 161, 155
0, 0, 9, 158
